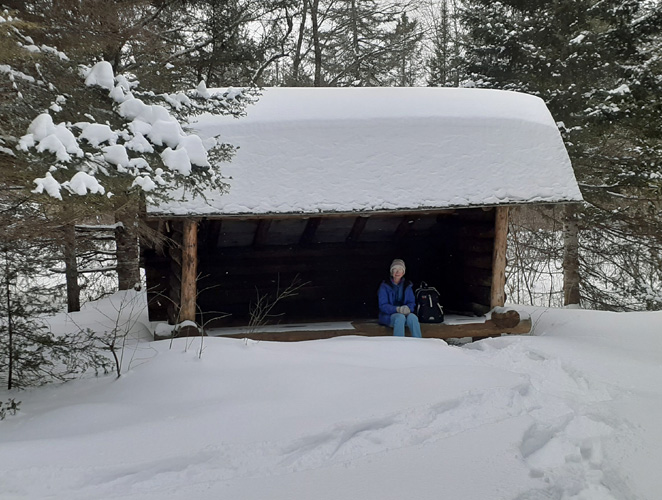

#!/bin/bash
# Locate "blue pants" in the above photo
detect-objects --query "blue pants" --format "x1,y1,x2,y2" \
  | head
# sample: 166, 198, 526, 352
390, 313, 422, 338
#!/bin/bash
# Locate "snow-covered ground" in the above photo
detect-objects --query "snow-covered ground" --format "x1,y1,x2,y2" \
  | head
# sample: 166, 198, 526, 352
1, 292, 661, 500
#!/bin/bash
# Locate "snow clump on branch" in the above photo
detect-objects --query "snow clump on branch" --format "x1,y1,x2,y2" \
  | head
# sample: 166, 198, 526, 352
21, 60, 256, 201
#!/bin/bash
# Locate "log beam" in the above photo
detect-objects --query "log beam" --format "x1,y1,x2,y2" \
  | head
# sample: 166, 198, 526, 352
300, 217, 322, 245
393, 216, 413, 240
346, 216, 369, 245
490, 206, 509, 308
253, 219, 272, 247
491, 308, 520, 328
206, 318, 532, 342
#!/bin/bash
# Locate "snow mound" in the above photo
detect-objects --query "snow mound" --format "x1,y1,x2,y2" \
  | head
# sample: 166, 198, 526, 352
0, 302, 660, 500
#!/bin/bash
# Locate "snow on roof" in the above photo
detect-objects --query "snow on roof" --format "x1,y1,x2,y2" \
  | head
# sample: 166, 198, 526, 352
147, 87, 582, 216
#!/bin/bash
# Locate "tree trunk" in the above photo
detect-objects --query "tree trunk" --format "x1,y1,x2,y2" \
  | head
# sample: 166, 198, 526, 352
115, 197, 141, 291
309, 0, 322, 86
291, 0, 308, 85
4, 249, 14, 390
62, 223, 81, 312
349, 0, 361, 83
562, 203, 581, 306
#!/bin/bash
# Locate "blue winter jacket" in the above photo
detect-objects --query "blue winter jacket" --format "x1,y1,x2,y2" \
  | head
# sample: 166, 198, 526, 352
378, 279, 416, 326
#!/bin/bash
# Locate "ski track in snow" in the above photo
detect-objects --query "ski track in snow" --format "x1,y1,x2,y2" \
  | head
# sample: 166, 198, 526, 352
277, 383, 530, 470
34, 385, 533, 499
73, 345, 630, 499
0, 336, 643, 500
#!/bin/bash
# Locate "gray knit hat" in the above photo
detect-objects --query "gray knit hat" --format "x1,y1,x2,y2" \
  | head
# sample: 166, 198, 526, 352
389, 258, 406, 275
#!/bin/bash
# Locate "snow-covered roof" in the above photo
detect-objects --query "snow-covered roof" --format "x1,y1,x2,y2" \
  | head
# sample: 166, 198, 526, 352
147, 87, 582, 217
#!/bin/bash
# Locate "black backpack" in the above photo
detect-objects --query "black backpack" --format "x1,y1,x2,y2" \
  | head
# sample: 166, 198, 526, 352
415, 282, 444, 323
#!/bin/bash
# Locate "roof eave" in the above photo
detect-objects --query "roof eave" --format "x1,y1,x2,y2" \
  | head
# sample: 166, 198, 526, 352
144, 198, 584, 221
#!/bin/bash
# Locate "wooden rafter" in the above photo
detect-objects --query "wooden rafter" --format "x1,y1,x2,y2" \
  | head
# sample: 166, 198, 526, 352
299, 217, 322, 245
393, 216, 413, 240
253, 219, 272, 247
346, 216, 369, 245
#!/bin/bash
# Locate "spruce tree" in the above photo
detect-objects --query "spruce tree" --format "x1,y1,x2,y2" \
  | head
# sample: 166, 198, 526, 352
2, 6, 256, 298
461, 0, 662, 310
424, 0, 462, 87
282, 0, 422, 87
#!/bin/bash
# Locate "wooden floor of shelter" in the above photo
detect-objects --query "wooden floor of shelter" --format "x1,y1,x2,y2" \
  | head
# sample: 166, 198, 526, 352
201, 311, 532, 342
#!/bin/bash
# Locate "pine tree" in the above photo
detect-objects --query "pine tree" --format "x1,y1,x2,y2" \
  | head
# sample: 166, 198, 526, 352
2, 7, 257, 298
0, 187, 113, 389
282, 0, 421, 87
424, 0, 462, 87
461, 0, 662, 310
384, 13, 424, 86
148, 0, 296, 87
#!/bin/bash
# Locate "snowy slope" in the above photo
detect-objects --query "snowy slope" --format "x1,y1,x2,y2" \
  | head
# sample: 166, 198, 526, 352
0, 294, 661, 500
148, 87, 582, 216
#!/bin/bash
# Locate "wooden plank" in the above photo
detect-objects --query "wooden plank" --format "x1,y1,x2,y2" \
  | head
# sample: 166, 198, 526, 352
207, 242, 393, 260
464, 283, 492, 302
200, 255, 384, 276
457, 224, 495, 239
457, 238, 494, 253
198, 283, 377, 306
180, 219, 198, 323
463, 253, 493, 270
212, 318, 531, 342
491, 206, 509, 308
461, 268, 493, 287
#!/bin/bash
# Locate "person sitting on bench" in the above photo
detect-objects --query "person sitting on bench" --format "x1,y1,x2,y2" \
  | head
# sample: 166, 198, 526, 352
378, 259, 422, 338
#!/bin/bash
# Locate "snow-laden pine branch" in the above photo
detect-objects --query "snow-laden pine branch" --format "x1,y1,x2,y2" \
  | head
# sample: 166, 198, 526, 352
17, 60, 258, 203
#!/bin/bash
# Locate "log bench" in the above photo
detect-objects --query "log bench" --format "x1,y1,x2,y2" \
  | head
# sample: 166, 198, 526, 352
196, 309, 531, 343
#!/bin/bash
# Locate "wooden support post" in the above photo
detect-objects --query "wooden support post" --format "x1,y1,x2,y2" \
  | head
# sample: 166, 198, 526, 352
490, 206, 509, 308
180, 219, 198, 326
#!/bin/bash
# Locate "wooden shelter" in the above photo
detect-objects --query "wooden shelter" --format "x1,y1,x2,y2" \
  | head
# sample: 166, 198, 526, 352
142, 87, 582, 340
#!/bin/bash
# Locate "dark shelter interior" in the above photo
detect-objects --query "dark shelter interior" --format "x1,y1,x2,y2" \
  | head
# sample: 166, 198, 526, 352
144, 207, 498, 327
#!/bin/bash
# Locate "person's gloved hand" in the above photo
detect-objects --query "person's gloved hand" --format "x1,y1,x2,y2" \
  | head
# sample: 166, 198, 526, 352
396, 305, 411, 315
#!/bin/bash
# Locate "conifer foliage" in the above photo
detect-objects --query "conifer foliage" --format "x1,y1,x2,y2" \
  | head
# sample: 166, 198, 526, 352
0, 5, 257, 388
461, 0, 662, 310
